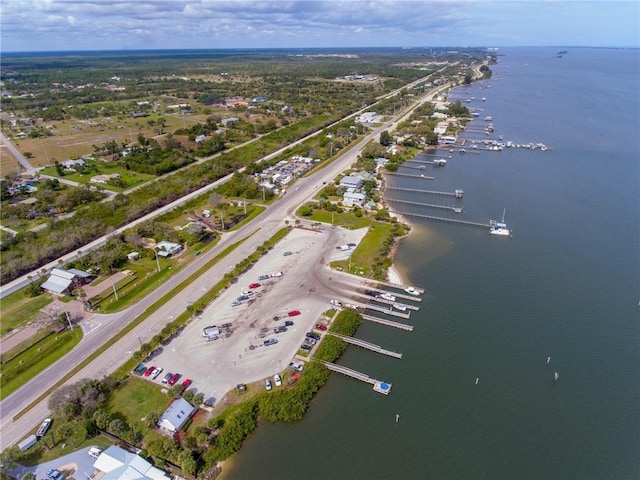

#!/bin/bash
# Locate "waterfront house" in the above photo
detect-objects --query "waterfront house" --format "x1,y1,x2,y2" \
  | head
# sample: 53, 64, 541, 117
158, 397, 197, 434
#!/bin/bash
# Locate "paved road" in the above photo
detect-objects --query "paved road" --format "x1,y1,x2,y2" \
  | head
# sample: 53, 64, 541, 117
0, 131, 36, 174
0, 76, 456, 448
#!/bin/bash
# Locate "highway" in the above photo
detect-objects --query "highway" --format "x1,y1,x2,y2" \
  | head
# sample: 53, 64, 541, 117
0, 78, 453, 448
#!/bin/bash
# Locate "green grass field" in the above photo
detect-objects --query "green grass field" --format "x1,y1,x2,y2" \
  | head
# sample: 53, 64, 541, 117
0, 326, 83, 400
39, 162, 155, 191
106, 376, 172, 432
0, 290, 52, 335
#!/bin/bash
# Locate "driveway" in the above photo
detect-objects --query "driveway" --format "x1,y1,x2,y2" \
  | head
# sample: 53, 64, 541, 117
11, 446, 100, 480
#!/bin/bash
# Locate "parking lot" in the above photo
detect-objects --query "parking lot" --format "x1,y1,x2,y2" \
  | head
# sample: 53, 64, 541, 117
146, 225, 368, 404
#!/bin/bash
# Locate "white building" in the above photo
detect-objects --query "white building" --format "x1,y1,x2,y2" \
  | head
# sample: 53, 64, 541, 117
339, 176, 363, 190
356, 112, 378, 123
93, 445, 170, 480
158, 397, 197, 433
343, 191, 366, 207
155, 241, 182, 257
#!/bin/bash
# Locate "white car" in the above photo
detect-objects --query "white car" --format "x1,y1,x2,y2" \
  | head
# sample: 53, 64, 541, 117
151, 367, 163, 379
271, 271, 283, 277
289, 362, 304, 372
265, 379, 272, 391
274, 374, 282, 387
330, 300, 343, 308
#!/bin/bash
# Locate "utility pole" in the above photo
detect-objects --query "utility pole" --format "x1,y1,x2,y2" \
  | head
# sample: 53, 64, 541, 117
155, 249, 161, 272
63, 306, 73, 330
110, 278, 119, 301
243, 197, 247, 215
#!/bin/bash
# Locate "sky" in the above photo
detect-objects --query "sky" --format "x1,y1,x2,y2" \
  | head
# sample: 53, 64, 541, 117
1, 0, 638, 52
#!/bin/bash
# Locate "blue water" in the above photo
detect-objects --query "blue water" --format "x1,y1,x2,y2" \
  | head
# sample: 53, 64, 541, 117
224, 47, 640, 480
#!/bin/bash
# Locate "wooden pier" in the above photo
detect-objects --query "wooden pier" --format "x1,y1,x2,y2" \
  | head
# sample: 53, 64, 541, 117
385, 186, 463, 198
386, 198, 462, 214
320, 361, 392, 394
385, 172, 435, 180
394, 211, 490, 228
360, 313, 414, 331
365, 304, 411, 319
328, 332, 402, 358
371, 297, 419, 311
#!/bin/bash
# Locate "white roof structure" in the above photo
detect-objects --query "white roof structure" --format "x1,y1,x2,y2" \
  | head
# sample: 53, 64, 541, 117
40, 268, 91, 294
339, 176, 363, 189
158, 397, 196, 433
156, 241, 182, 257
93, 446, 170, 480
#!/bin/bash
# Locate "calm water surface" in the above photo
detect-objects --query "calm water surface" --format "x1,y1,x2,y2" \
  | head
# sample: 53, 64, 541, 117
224, 47, 639, 480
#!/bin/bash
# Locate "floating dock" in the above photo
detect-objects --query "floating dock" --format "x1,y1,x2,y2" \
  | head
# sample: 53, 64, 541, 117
328, 332, 402, 358
365, 303, 411, 319
320, 361, 392, 395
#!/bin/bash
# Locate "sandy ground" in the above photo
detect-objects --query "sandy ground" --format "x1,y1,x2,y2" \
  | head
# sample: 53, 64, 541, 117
145, 225, 370, 405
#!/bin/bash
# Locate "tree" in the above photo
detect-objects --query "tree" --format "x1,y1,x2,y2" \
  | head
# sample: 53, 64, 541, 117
58, 422, 78, 447
379, 130, 392, 146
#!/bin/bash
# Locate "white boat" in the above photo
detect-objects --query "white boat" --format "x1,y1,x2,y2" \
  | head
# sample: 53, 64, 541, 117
490, 209, 510, 236
484, 116, 493, 121
379, 292, 396, 302
554, 372, 559, 381
393, 303, 407, 312
404, 286, 421, 296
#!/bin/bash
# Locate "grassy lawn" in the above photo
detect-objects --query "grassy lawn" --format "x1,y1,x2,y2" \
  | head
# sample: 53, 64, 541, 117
39, 163, 155, 191
0, 326, 83, 400
297, 207, 372, 229
331, 221, 394, 277
106, 376, 173, 433
12, 431, 113, 467
0, 290, 52, 335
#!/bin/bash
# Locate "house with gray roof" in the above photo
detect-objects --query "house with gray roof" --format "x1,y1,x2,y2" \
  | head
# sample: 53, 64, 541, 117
338, 176, 363, 190
158, 397, 197, 433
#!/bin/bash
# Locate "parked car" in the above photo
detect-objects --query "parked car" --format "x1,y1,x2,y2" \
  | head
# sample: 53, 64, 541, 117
274, 374, 282, 387
37, 418, 52, 437
330, 300, 343, 307
289, 362, 304, 372
300, 344, 312, 351
162, 372, 173, 384
271, 271, 283, 277
283, 251, 293, 256
249, 282, 261, 288
284, 320, 294, 326
231, 301, 242, 307
133, 364, 146, 375
306, 332, 321, 340
241, 290, 254, 296
288, 310, 301, 317
265, 379, 272, 391
274, 326, 287, 334
47, 470, 63, 480
144, 366, 155, 377
305, 338, 317, 346
264, 338, 278, 346
258, 275, 271, 281
168, 373, 181, 386
315, 323, 327, 331
237, 295, 249, 301
181, 379, 193, 391
151, 367, 163, 379
272, 315, 281, 321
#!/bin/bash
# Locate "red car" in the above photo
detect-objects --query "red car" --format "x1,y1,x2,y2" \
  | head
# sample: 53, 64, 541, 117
288, 310, 301, 317
315, 323, 327, 331
144, 366, 155, 377
168, 373, 181, 386
181, 379, 193, 391
249, 283, 261, 289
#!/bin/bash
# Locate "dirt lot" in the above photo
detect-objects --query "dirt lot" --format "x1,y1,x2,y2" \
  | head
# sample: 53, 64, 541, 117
147, 225, 369, 404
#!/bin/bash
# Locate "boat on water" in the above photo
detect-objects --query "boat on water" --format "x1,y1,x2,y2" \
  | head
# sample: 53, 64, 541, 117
489, 208, 510, 236
378, 292, 396, 302
484, 116, 493, 121
554, 372, 559, 381
433, 158, 447, 166
393, 303, 408, 312
404, 286, 421, 296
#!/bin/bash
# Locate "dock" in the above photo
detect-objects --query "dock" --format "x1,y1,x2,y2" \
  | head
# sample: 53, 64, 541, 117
320, 361, 392, 395
371, 297, 419, 311
385, 186, 463, 198
386, 198, 462, 214
385, 172, 435, 180
365, 304, 411, 319
393, 211, 490, 229
360, 313, 414, 331
328, 332, 402, 358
